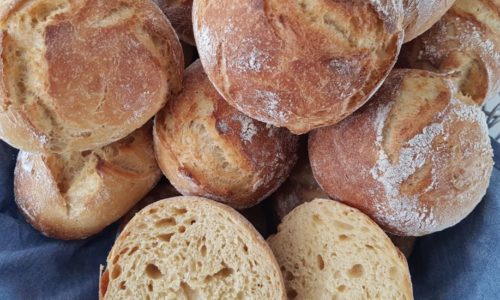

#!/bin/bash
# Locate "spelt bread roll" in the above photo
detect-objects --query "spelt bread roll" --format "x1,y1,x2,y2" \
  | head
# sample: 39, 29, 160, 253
309, 69, 494, 236
14, 124, 161, 240
100, 196, 286, 299
268, 199, 413, 300
270, 140, 329, 221
154, 61, 299, 208
400, 0, 500, 105
0, 0, 183, 153
152, 0, 194, 45
193, 0, 405, 134
403, 0, 456, 42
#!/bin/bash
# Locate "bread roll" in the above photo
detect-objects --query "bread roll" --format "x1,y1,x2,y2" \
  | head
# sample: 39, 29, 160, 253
400, 0, 500, 105
270, 140, 329, 220
403, 0, 456, 42
152, 0, 194, 45
268, 199, 413, 300
193, 0, 404, 134
100, 197, 286, 299
0, 0, 183, 153
309, 69, 494, 236
154, 61, 299, 209
14, 124, 161, 240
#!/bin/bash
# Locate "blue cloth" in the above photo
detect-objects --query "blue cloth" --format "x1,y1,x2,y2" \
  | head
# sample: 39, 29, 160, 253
0, 139, 499, 299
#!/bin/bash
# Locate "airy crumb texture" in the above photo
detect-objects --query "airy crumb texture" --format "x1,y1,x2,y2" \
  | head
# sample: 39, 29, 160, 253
268, 199, 413, 300
101, 197, 286, 300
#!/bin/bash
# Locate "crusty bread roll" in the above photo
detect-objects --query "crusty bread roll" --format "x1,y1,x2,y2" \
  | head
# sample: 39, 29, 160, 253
268, 199, 413, 300
193, 0, 405, 134
0, 0, 183, 153
403, 0, 456, 42
154, 61, 299, 208
14, 123, 161, 240
309, 69, 494, 236
400, 0, 500, 105
152, 0, 194, 45
270, 140, 329, 220
100, 197, 286, 299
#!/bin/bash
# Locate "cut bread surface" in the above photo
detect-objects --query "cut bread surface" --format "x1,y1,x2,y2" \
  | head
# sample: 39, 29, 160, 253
268, 199, 413, 300
101, 196, 285, 300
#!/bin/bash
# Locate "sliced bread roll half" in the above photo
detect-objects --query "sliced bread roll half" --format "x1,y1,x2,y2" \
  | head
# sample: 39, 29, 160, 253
268, 199, 413, 300
100, 196, 286, 300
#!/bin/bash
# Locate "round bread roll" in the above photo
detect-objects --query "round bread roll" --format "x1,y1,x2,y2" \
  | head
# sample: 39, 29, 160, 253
14, 123, 161, 240
193, 0, 405, 134
152, 0, 194, 45
403, 0, 456, 42
270, 140, 329, 221
0, 0, 183, 153
100, 197, 286, 299
400, 0, 500, 105
154, 61, 299, 209
309, 69, 494, 236
268, 199, 413, 300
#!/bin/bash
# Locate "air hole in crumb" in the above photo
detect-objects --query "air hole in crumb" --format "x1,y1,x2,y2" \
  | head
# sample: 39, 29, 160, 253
155, 218, 176, 227
174, 207, 187, 215
200, 245, 207, 257
178, 226, 186, 233
147, 283, 153, 292
145, 264, 162, 279
81, 150, 92, 157
389, 266, 398, 279
312, 214, 323, 224
128, 246, 139, 256
214, 267, 233, 278
119, 281, 126, 290
317, 255, 325, 270
158, 233, 174, 242
287, 289, 298, 299
285, 271, 295, 281
111, 265, 122, 279
348, 264, 364, 278
337, 285, 346, 292
149, 208, 158, 214
339, 234, 349, 241
243, 244, 248, 253
365, 244, 374, 250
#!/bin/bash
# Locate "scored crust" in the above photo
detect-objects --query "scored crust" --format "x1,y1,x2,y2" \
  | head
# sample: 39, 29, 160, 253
0, 0, 183, 152
14, 123, 161, 240
268, 199, 413, 300
309, 69, 494, 236
193, 0, 404, 134
100, 196, 286, 299
154, 60, 299, 209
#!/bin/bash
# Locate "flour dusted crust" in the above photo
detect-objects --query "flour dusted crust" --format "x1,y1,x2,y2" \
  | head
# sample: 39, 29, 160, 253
309, 69, 494, 236
152, 0, 194, 45
193, 0, 404, 134
0, 0, 183, 153
403, 0, 456, 42
268, 199, 413, 299
100, 196, 286, 299
154, 61, 299, 209
14, 124, 161, 240
400, 0, 500, 105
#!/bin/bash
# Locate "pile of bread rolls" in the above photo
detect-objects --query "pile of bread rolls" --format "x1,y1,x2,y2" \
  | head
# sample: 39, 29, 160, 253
0, 0, 497, 299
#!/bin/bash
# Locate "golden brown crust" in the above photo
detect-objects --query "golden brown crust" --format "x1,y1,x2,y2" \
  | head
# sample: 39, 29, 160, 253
154, 60, 299, 209
309, 69, 493, 236
14, 123, 161, 240
0, 0, 183, 153
400, 0, 500, 105
152, 0, 194, 45
403, 0, 456, 42
193, 0, 404, 134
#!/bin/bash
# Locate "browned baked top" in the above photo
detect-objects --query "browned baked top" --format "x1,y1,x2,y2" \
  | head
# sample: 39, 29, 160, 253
193, 0, 404, 134
0, 0, 183, 152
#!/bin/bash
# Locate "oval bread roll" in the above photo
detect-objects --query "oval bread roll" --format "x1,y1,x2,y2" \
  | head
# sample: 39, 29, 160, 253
100, 197, 286, 299
400, 0, 500, 105
268, 199, 413, 300
14, 124, 161, 240
0, 0, 183, 152
193, 0, 405, 134
403, 0, 456, 42
309, 69, 494, 236
152, 0, 194, 45
154, 61, 299, 209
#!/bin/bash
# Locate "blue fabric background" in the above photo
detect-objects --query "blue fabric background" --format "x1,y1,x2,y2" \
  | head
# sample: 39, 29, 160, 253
0, 139, 498, 299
